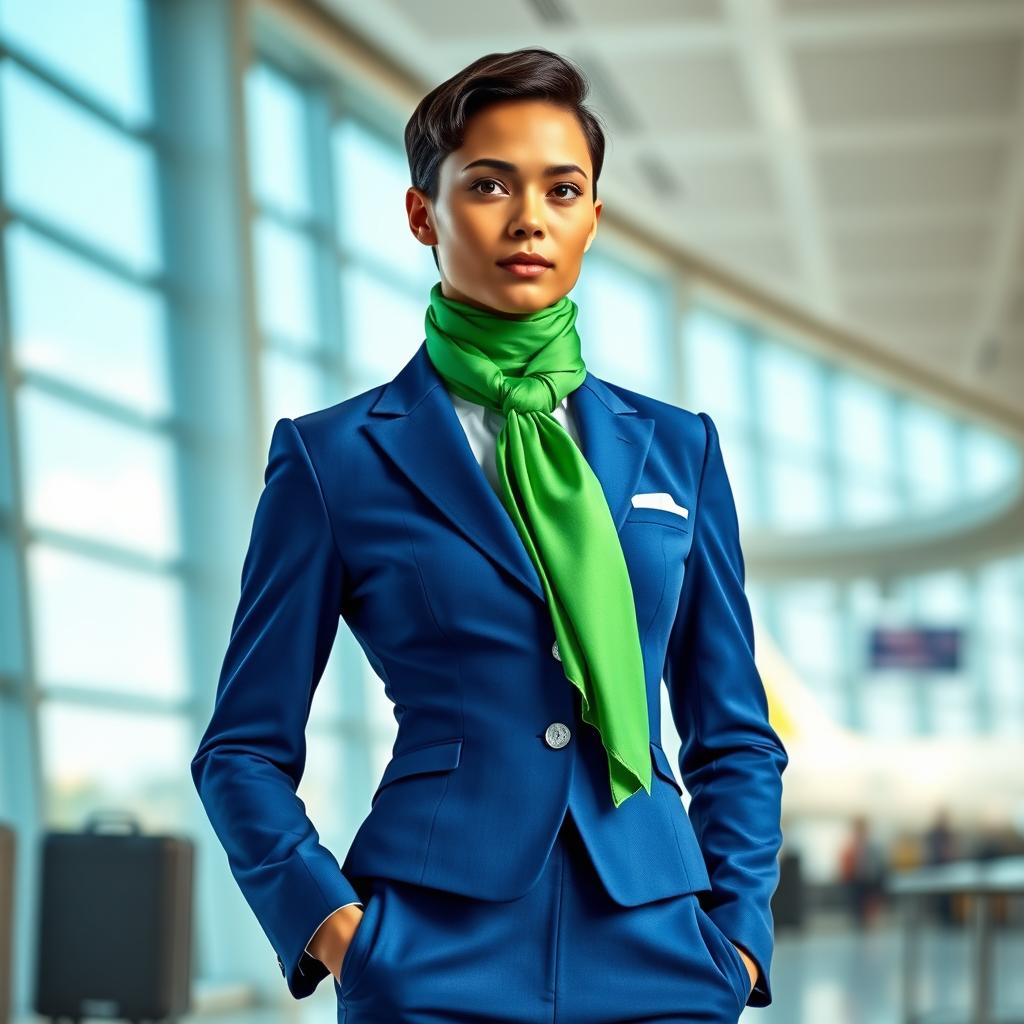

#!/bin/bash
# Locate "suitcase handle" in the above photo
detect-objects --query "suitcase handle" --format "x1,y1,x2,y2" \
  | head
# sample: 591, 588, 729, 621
83, 810, 143, 835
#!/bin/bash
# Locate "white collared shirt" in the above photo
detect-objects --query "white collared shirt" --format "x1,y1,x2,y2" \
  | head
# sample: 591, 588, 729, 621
443, 386, 582, 495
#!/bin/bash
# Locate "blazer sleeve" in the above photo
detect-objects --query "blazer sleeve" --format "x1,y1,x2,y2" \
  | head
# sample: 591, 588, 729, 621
662, 411, 789, 1009
191, 416, 361, 999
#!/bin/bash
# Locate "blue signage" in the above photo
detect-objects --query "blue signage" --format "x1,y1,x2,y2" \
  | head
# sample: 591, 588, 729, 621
869, 627, 961, 671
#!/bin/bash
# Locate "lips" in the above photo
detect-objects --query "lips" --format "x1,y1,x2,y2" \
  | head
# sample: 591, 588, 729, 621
498, 261, 551, 278
496, 252, 554, 279
497, 252, 553, 267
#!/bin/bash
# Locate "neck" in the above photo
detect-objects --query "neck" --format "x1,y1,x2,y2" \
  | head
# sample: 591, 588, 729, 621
438, 283, 564, 321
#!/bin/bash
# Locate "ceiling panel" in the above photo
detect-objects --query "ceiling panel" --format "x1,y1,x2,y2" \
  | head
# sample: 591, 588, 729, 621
698, 231, 800, 279
388, 0, 541, 36
569, 0, 723, 25
792, 35, 1022, 126
616, 51, 757, 134
816, 140, 1010, 210
778, 0, 954, 8
673, 153, 781, 214
842, 284, 978, 331
830, 221, 990, 277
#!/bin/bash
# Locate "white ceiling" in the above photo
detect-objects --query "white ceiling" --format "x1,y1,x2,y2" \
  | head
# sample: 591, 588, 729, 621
316, 0, 1024, 420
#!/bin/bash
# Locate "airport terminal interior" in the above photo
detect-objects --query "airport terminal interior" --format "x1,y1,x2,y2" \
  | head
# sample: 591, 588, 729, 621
1, 0, 1023, 1021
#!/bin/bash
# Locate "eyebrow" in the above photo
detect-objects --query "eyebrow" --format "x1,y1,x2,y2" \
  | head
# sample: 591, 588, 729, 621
461, 158, 588, 179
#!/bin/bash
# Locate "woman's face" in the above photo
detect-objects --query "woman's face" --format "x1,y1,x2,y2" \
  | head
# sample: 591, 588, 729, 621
408, 98, 603, 316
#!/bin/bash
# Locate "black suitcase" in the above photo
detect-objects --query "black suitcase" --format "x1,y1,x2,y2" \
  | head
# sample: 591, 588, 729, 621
33, 811, 193, 1023
0, 822, 14, 1024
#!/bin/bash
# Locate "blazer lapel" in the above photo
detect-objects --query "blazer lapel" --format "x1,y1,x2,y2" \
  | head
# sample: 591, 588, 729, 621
569, 369, 656, 534
363, 341, 655, 605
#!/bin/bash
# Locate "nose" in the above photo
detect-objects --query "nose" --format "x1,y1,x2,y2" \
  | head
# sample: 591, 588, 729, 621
510, 189, 546, 238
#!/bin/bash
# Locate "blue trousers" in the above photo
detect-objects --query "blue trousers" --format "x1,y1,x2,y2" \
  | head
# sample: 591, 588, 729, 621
335, 809, 750, 1023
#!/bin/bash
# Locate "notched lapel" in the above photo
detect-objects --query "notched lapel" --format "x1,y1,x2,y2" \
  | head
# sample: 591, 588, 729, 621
363, 343, 546, 602
362, 342, 655, 606
568, 377, 655, 535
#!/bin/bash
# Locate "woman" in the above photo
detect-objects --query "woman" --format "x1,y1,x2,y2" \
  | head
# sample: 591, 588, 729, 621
192, 47, 788, 1024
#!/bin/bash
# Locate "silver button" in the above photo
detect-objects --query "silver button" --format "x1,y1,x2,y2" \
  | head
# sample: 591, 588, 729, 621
551, 640, 561, 661
545, 722, 571, 749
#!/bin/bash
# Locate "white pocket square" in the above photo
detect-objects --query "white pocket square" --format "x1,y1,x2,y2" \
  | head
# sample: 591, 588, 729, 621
631, 492, 689, 518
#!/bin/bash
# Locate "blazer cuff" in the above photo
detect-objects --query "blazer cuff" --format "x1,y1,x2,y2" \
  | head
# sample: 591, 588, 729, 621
272, 849, 362, 999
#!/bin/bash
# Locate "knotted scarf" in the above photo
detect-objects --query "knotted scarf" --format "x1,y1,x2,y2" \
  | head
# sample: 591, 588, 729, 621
423, 280, 651, 808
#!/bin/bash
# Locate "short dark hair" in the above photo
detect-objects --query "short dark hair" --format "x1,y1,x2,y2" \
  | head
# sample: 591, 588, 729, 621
404, 48, 607, 272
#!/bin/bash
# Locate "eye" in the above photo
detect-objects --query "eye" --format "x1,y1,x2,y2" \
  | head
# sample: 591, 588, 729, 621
552, 182, 584, 201
470, 178, 509, 196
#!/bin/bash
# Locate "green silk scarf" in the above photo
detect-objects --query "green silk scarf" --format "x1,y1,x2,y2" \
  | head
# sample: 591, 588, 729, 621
423, 280, 651, 808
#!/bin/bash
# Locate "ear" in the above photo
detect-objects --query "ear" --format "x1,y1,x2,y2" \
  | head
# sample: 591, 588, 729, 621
583, 199, 603, 253
407, 186, 438, 246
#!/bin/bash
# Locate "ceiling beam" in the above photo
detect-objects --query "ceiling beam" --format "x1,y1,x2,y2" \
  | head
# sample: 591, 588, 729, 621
962, 43, 1024, 381
724, 0, 840, 316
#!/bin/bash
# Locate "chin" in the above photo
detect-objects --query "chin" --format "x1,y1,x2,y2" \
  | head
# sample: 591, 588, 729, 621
447, 276, 562, 316
491, 282, 564, 312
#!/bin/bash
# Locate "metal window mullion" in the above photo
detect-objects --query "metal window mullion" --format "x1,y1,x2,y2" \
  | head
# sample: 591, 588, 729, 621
0, 47, 47, 1018
149, 0, 267, 993
743, 323, 766, 528
305, 81, 347, 402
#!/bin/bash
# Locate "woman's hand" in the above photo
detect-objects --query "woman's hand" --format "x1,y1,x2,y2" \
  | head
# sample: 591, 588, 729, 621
308, 904, 366, 981
731, 941, 758, 997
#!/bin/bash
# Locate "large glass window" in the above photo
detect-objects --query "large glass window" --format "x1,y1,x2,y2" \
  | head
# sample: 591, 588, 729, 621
1, 59, 159, 274
0, 0, 180, 834
681, 303, 1021, 533
766, 556, 1024, 740
570, 251, 673, 400
685, 303, 1024, 741
7, 224, 169, 415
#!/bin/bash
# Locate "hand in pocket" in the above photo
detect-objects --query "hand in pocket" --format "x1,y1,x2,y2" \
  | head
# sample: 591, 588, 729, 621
308, 904, 366, 982
336, 906, 367, 981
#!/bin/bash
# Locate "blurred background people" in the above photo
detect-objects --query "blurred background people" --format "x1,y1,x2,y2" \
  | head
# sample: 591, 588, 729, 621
839, 815, 887, 929
923, 808, 959, 926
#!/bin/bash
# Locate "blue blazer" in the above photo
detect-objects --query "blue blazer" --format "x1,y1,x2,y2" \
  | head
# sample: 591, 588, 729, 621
191, 340, 789, 1006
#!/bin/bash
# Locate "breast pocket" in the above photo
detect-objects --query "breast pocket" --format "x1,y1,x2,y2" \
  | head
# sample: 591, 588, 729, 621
626, 505, 690, 532
621, 506, 694, 639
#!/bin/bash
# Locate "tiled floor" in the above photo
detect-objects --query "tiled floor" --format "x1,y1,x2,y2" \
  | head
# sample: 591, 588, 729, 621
758, 916, 1024, 1024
